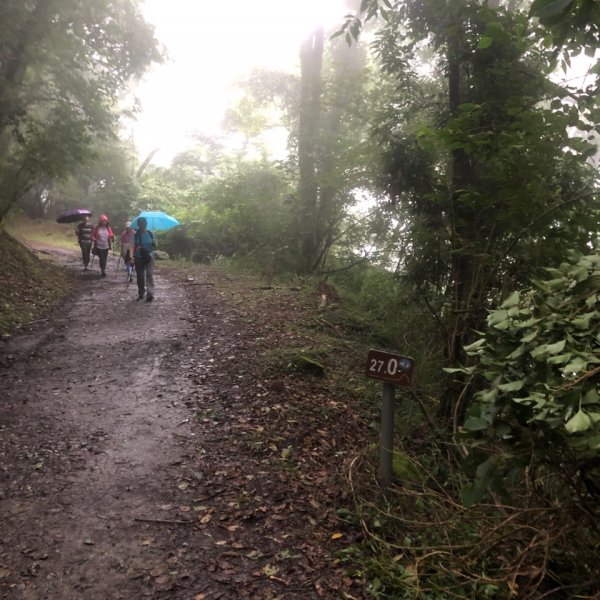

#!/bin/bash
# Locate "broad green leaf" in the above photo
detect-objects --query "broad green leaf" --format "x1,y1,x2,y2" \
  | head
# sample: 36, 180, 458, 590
416, 126, 435, 139
582, 388, 600, 405
478, 387, 499, 402
531, 339, 566, 358
464, 338, 486, 353
520, 318, 542, 328
586, 294, 599, 309
443, 366, 476, 375
498, 379, 526, 392
546, 277, 568, 290
571, 312, 596, 329
488, 310, 508, 326
521, 329, 540, 343
478, 35, 493, 49
507, 344, 526, 360
476, 455, 497, 478
500, 291, 520, 309
570, 266, 590, 282
547, 352, 572, 365
544, 267, 563, 278
462, 482, 485, 507
565, 409, 592, 433
562, 356, 588, 374
462, 455, 499, 506
513, 393, 546, 407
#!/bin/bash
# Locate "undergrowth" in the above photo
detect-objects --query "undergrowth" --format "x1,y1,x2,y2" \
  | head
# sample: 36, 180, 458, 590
0, 228, 73, 335
337, 436, 600, 599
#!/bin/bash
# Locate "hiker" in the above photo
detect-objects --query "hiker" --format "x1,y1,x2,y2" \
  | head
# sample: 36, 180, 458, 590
76, 215, 93, 270
133, 216, 156, 302
91, 214, 114, 277
119, 221, 135, 282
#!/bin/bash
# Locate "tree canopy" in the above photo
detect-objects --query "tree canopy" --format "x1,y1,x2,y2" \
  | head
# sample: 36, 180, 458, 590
0, 0, 161, 220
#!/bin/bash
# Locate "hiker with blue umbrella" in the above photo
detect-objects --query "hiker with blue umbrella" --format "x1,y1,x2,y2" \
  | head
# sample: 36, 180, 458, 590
129, 211, 180, 302
129, 210, 180, 232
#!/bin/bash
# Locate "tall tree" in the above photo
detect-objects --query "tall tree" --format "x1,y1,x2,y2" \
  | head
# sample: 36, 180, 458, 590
297, 28, 325, 273
341, 0, 600, 417
0, 0, 161, 220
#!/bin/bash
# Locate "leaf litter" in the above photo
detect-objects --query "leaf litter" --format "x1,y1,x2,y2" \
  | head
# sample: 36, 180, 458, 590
0, 245, 369, 598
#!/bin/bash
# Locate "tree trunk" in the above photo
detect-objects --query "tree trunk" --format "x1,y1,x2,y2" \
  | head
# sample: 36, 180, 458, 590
440, 17, 479, 421
297, 28, 324, 273
447, 28, 473, 363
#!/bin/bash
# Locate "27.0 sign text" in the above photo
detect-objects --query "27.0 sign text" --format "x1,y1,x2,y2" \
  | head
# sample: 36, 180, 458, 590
365, 350, 415, 386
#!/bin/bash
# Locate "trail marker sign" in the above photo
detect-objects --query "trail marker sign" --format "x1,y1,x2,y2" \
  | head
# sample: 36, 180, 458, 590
365, 350, 414, 386
365, 350, 415, 486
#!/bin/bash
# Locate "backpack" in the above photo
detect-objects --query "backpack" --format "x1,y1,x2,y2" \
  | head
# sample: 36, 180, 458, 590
135, 230, 154, 265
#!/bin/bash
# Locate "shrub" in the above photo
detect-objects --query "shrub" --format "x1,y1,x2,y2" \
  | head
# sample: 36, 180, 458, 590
456, 251, 600, 504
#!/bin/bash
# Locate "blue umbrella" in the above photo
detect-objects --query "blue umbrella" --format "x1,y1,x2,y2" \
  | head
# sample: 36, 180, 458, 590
130, 210, 180, 231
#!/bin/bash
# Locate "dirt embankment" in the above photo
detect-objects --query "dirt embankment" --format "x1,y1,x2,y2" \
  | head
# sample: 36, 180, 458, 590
0, 230, 72, 335
0, 245, 369, 599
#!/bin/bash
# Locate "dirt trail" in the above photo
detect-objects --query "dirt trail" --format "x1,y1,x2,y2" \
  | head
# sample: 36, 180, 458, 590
0, 249, 359, 599
1, 250, 204, 598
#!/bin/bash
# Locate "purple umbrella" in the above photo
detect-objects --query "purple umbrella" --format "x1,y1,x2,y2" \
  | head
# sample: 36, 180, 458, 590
56, 208, 93, 224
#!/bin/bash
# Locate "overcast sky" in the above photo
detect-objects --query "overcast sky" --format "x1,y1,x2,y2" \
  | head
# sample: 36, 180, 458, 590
129, 0, 351, 165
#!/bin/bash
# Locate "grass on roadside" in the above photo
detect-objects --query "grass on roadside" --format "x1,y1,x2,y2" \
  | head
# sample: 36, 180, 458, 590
4, 215, 79, 251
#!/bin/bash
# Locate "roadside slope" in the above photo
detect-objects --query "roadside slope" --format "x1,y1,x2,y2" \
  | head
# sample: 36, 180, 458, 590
0, 229, 72, 335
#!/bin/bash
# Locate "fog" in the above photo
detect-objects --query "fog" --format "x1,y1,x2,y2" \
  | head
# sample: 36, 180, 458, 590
130, 0, 350, 165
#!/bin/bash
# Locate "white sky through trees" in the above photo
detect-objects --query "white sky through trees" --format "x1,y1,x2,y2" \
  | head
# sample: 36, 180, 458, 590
130, 0, 350, 165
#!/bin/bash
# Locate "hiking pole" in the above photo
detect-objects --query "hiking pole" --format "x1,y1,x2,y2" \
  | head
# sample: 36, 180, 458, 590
126, 261, 134, 290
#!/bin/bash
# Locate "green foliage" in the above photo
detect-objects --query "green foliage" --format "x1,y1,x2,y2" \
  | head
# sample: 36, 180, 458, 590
156, 159, 295, 266
23, 136, 140, 226
0, 0, 160, 219
459, 251, 600, 502
530, 0, 600, 54
138, 147, 216, 218
339, 1, 600, 429
328, 264, 446, 397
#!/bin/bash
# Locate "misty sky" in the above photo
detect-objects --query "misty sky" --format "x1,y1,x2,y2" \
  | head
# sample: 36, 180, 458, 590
130, 0, 351, 165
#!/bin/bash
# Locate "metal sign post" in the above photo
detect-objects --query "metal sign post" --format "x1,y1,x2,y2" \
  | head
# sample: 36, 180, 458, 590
365, 350, 415, 487
379, 382, 396, 483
